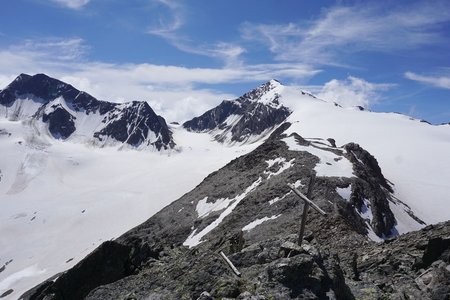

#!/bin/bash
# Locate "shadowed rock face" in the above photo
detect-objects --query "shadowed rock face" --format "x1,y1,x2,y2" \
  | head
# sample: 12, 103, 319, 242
42, 106, 76, 139
183, 80, 291, 143
22, 124, 438, 300
92, 102, 174, 150
20, 241, 135, 300
0, 73, 174, 150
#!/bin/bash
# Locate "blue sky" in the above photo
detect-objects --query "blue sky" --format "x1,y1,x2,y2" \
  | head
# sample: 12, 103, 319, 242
0, 0, 449, 123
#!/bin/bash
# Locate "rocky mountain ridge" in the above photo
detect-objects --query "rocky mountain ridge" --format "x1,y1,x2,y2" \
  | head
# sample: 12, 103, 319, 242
21, 124, 441, 300
0, 74, 297, 150
0, 73, 174, 150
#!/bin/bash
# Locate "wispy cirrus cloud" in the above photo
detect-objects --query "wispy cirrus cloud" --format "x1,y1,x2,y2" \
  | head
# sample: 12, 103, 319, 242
147, 0, 184, 36
241, 1, 450, 65
405, 71, 450, 90
49, 0, 90, 9
10, 38, 89, 61
147, 0, 245, 66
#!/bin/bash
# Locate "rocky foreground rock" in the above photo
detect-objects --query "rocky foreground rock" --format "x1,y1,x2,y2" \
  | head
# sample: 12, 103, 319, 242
21, 220, 450, 300
22, 125, 448, 300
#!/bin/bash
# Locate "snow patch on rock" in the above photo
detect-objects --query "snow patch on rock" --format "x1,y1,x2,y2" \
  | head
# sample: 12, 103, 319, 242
282, 136, 354, 178
242, 214, 281, 232
183, 177, 262, 248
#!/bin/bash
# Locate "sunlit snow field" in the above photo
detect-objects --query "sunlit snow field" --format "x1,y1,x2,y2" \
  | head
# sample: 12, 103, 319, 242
0, 120, 260, 298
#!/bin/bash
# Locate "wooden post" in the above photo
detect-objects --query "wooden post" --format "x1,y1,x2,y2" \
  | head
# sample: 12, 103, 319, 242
298, 175, 315, 246
287, 174, 327, 246
298, 203, 309, 246
219, 251, 241, 277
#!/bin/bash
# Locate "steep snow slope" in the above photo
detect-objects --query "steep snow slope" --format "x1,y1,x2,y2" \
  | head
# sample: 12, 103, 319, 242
0, 119, 260, 299
274, 84, 450, 225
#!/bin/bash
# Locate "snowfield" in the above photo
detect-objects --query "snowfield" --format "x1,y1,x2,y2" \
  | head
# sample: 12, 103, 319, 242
0, 120, 260, 299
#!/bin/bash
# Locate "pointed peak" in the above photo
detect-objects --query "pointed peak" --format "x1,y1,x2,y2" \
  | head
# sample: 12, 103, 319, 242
14, 73, 56, 83
259, 79, 283, 91
269, 79, 282, 86
33, 73, 54, 80
0, 73, 82, 105
240, 79, 283, 100
232, 80, 286, 110
15, 73, 32, 82
8, 73, 67, 90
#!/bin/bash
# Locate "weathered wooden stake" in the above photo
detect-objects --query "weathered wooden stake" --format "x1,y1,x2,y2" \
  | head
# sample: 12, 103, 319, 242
298, 175, 314, 246
287, 174, 327, 246
219, 251, 241, 277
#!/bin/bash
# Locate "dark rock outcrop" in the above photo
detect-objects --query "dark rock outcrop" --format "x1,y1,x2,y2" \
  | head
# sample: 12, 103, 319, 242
343, 143, 397, 236
93, 102, 174, 150
21, 241, 135, 300
0, 289, 13, 298
42, 105, 76, 139
183, 80, 291, 143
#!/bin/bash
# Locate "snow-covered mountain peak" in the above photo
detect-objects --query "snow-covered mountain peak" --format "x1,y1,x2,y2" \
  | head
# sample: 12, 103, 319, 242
0, 73, 175, 150
183, 81, 291, 144
2, 73, 75, 105
237, 79, 284, 109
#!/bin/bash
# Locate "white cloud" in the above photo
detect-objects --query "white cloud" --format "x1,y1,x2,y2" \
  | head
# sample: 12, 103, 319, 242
61, 74, 235, 122
316, 76, 394, 109
11, 38, 88, 61
405, 71, 450, 90
147, 0, 184, 36
241, 1, 450, 65
51, 62, 318, 121
0, 74, 17, 91
0, 38, 319, 122
50, 0, 90, 9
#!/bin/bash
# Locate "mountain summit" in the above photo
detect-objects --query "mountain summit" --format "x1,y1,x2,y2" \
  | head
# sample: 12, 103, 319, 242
183, 80, 291, 144
0, 73, 174, 150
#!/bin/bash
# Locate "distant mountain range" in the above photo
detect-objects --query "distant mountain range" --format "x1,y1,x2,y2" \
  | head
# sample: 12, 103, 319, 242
0, 74, 295, 151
